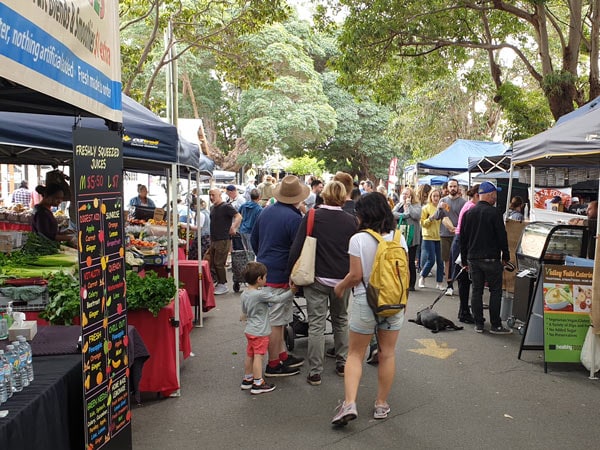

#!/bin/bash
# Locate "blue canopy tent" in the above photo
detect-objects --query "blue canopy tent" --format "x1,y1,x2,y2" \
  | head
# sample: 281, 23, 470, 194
0, 94, 213, 174
418, 139, 507, 174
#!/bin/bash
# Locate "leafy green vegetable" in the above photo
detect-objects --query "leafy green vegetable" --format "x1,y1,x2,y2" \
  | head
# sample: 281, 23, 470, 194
126, 270, 178, 317
22, 232, 61, 256
39, 271, 81, 325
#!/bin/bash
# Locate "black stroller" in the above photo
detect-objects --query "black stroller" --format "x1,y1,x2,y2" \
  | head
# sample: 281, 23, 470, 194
284, 291, 333, 351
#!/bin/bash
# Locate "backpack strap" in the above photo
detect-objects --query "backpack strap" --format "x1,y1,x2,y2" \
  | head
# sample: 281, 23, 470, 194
306, 208, 315, 236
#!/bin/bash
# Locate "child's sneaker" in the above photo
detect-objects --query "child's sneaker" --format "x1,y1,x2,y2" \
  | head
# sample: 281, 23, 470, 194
373, 402, 391, 419
331, 401, 358, 426
250, 381, 276, 395
240, 379, 253, 390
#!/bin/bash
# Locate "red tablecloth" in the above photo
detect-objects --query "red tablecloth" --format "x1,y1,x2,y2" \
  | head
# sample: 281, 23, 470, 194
127, 289, 193, 396
0, 221, 32, 231
149, 260, 215, 312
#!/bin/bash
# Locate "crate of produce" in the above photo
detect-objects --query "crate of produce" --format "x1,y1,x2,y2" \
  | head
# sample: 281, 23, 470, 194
0, 231, 24, 252
0, 285, 49, 308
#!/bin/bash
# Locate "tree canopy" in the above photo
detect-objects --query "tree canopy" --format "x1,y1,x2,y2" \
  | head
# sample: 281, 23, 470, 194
324, 0, 600, 123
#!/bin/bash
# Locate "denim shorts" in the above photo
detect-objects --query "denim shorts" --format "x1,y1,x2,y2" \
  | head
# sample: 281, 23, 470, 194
266, 286, 293, 326
349, 293, 405, 334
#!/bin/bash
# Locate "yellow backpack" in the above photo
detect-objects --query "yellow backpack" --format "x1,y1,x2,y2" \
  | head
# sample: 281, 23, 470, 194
362, 229, 410, 317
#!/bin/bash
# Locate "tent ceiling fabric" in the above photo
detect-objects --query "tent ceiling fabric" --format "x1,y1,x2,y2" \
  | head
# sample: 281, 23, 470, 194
0, 77, 101, 118
0, 94, 213, 174
512, 100, 600, 168
418, 139, 507, 173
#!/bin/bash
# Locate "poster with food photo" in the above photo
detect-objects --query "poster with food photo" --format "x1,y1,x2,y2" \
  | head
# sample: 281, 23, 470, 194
542, 264, 593, 363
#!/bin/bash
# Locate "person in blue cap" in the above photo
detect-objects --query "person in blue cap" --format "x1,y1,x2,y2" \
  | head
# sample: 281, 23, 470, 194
459, 181, 512, 334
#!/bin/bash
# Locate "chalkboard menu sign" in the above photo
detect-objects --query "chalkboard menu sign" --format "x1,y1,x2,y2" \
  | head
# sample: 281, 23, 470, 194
73, 128, 131, 450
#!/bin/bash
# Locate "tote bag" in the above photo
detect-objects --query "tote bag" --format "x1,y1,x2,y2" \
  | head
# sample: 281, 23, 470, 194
397, 216, 414, 247
290, 209, 316, 286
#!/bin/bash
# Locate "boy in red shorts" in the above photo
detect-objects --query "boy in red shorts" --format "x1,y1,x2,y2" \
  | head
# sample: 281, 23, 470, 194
240, 262, 295, 394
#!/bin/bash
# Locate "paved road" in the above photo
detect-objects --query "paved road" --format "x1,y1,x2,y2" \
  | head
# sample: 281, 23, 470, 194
131, 279, 600, 449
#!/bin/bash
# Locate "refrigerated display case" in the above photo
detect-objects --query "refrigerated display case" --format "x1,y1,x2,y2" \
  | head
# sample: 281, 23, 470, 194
516, 222, 589, 274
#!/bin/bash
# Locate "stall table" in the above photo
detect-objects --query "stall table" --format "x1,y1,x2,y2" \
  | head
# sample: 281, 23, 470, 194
0, 354, 84, 450
127, 289, 194, 396
148, 260, 216, 321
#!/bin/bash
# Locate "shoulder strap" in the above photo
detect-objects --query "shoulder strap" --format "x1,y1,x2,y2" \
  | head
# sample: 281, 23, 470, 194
362, 228, 383, 243
306, 208, 316, 236
392, 229, 402, 244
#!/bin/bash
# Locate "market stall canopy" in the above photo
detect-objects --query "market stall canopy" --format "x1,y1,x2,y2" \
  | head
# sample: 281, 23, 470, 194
0, 94, 212, 173
468, 151, 513, 174
512, 107, 600, 168
554, 95, 600, 126
178, 137, 214, 175
418, 139, 508, 173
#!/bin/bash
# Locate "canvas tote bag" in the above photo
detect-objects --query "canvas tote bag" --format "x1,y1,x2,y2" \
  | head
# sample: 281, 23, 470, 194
290, 208, 316, 286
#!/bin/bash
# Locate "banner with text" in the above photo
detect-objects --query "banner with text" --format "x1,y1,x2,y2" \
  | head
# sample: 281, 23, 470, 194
542, 264, 593, 363
73, 128, 130, 450
0, 1, 122, 122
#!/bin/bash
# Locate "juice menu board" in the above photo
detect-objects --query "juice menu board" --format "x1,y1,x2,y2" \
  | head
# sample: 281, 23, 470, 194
543, 264, 593, 363
73, 128, 131, 450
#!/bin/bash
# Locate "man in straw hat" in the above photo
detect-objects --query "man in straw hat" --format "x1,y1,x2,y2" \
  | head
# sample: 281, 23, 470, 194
251, 175, 309, 377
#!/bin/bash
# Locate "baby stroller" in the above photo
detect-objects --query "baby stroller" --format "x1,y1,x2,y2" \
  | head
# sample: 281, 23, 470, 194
284, 291, 333, 351
285, 297, 309, 351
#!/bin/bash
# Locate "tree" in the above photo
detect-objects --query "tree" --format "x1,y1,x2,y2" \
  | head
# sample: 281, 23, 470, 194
233, 21, 337, 166
119, 0, 291, 105
318, 72, 397, 180
322, 0, 600, 122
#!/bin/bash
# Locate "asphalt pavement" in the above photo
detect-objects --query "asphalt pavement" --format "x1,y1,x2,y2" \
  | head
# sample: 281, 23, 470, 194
131, 276, 600, 449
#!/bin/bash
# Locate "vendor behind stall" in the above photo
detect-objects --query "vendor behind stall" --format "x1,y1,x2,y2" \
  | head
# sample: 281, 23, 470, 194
32, 183, 76, 245
129, 184, 155, 208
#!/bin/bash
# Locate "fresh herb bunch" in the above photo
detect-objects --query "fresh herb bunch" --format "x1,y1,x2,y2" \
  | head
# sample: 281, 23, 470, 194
22, 232, 61, 256
126, 270, 177, 317
39, 271, 81, 325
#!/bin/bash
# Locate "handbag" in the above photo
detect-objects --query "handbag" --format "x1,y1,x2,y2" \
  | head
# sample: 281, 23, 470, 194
290, 208, 316, 286
580, 325, 600, 373
397, 216, 414, 247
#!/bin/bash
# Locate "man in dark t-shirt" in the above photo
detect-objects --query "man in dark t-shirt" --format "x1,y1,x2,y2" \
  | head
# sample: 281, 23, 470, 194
205, 188, 241, 295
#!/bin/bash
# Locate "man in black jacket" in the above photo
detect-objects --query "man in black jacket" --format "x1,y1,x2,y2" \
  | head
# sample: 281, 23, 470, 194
460, 182, 512, 334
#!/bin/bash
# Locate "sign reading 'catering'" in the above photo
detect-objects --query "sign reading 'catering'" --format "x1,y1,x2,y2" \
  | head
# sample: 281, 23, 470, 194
0, 1, 121, 122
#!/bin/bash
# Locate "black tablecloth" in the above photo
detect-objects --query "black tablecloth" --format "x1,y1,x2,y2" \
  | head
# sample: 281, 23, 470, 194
0, 354, 83, 450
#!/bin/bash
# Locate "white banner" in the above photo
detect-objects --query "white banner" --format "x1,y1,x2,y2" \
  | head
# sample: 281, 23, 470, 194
0, 1, 122, 122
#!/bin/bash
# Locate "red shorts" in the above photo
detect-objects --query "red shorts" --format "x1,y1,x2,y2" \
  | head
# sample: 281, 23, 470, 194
245, 333, 269, 357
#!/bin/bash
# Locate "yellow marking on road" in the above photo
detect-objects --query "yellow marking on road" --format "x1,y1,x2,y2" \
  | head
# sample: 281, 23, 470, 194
408, 338, 457, 359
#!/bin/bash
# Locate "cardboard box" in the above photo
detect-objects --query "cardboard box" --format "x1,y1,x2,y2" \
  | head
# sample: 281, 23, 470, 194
9, 320, 38, 341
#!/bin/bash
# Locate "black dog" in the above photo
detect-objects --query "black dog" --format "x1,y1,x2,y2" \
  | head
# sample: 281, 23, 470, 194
409, 308, 464, 333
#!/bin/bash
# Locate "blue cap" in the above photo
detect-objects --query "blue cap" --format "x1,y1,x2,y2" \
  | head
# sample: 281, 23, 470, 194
226, 185, 236, 191
478, 181, 501, 194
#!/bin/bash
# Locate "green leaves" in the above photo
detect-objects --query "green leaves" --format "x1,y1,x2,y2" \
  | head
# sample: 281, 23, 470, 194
39, 271, 80, 325
125, 271, 177, 317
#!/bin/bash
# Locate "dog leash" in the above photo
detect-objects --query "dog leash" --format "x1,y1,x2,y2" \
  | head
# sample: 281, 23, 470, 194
427, 267, 466, 310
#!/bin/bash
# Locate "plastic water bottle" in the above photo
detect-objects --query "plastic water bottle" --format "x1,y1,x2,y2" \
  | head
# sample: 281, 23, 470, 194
0, 349, 12, 399
17, 336, 34, 383
5, 344, 22, 393
12, 341, 29, 388
524, 203, 529, 219
0, 350, 7, 404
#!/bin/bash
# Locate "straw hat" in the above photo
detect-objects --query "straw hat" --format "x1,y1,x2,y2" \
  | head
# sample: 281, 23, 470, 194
273, 175, 310, 204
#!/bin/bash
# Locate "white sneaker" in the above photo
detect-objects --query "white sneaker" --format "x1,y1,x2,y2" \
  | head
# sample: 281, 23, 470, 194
445, 287, 454, 296
436, 283, 445, 290
214, 283, 229, 295
418, 276, 425, 288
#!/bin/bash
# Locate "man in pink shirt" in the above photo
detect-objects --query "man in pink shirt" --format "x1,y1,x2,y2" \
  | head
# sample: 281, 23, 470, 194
450, 184, 479, 324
